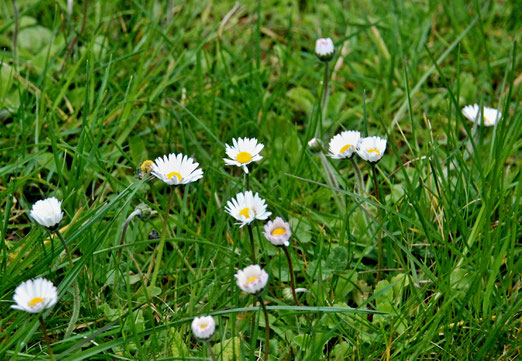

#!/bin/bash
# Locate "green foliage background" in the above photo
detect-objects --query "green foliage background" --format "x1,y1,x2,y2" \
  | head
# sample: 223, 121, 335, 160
0, 0, 520, 360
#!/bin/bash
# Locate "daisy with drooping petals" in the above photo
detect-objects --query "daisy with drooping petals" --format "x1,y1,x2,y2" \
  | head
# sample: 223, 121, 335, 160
328, 130, 361, 159
11, 278, 58, 313
315, 38, 335, 61
192, 315, 216, 340
150, 153, 203, 185
235, 265, 269, 295
225, 191, 271, 227
356, 136, 387, 163
462, 104, 501, 127
30, 197, 64, 229
223, 137, 264, 174
263, 217, 292, 247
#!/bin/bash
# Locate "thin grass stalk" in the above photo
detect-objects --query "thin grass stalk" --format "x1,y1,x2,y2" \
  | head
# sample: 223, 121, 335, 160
371, 164, 383, 282
55, 229, 80, 339
282, 247, 298, 305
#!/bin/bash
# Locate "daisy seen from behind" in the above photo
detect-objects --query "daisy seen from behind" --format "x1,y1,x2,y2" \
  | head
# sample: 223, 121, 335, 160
356, 136, 387, 163
150, 153, 203, 185
462, 104, 501, 127
328, 130, 361, 159
235, 265, 269, 295
12, 278, 58, 313
223, 137, 264, 174
225, 191, 271, 227
30, 197, 63, 229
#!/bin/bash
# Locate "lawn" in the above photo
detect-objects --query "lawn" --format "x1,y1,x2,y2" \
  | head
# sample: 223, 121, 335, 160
0, 0, 520, 360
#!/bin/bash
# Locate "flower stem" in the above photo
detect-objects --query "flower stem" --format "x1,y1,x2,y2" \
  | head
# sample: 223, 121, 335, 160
149, 188, 175, 295
319, 61, 330, 138
55, 229, 80, 339
206, 341, 218, 361
282, 247, 298, 305
247, 224, 256, 263
39, 316, 56, 361
257, 296, 270, 361
113, 208, 142, 294
371, 164, 383, 282
351, 157, 364, 194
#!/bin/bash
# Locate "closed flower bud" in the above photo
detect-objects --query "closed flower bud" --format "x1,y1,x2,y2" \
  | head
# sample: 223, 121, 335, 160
315, 38, 335, 62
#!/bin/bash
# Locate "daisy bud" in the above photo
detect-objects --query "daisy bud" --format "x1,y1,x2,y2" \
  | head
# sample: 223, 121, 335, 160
136, 203, 152, 219
225, 191, 271, 228
235, 265, 269, 295
223, 137, 264, 174
315, 38, 335, 62
328, 131, 361, 159
191, 315, 216, 340
150, 153, 203, 185
263, 217, 291, 247
11, 278, 58, 314
462, 104, 501, 127
140, 160, 154, 173
356, 136, 387, 163
307, 137, 324, 153
30, 197, 64, 229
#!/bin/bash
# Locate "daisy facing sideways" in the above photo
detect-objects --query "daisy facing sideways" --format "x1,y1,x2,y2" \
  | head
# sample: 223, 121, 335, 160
356, 136, 387, 163
224, 137, 264, 174
12, 278, 58, 314
462, 104, 501, 127
150, 153, 203, 185
263, 217, 292, 247
30, 197, 64, 229
225, 191, 271, 227
235, 265, 269, 295
191, 315, 216, 340
328, 130, 361, 159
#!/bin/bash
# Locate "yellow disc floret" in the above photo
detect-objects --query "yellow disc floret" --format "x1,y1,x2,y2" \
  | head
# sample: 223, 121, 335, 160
167, 172, 182, 181
239, 208, 250, 219
271, 228, 286, 236
339, 144, 352, 154
236, 152, 252, 164
140, 160, 154, 173
368, 149, 381, 156
29, 297, 44, 307
246, 276, 259, 285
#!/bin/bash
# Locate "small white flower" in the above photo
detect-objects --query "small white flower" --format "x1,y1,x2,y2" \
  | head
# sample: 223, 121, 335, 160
223, 137, 264, 174
328, 130, 361, 159
235, 265, 269, 294
307, 137, 324, 152
150, 153, 203, 185
191, 315, 216, 339
315, 38, 335, 61
30, 197, 63, 229
462, 104, 501, 127
356, 136, 387, 163
11, 278, 58, 313
225, 191, 271, 227
263, 217, 291, 247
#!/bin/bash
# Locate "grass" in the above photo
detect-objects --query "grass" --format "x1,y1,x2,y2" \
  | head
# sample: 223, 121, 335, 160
1, 0, 521, 360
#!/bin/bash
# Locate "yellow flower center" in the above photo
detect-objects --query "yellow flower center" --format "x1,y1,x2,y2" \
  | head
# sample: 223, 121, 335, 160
271, 228, 286, 236
246, 276, 259, 285
339, 144, 352, 154
483, 115, 492, 125
236, 152, 252, 164
140, 160, 154, 173
167, 172, 182, 181
200, 324, 208, 329
368, 149, 381, 156
29, 297, 44, 307
239, 208, 250, 219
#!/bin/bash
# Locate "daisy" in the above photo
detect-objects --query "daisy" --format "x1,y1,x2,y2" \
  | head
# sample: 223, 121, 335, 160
263, 217, 292, 247
462, 104, 501, 127
191, 315, 216, 340
235, 265, 269, 295
30, 197, 63, 229
328, 130, 361, 159
140, 160, 154, 173
356, 136, 387, 163
150, 153, 203, 185
11, 278, 58, 313
225, 191, 271, 227
224, 137, 264, 174
315, 38, 335, 61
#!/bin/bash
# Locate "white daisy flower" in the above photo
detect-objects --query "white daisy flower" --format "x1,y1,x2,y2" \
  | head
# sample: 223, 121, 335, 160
315, 38, 335, 61
30, 197, 64, 229
223, 137, 264, 174
150, 153, 203, 185
235, 265, 269, 295
328, 130, 361, 159
263, 217, 291, 247
356, 136, 387, 163
225, 191, 271, 227
191, 315, 216, 340
462, 104, 501, 127
11, 278, 58, 313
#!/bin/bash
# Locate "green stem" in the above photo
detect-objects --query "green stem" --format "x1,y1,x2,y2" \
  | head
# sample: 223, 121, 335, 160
149, 188, 175, 295
207, 341, 218, 361
39, 316, 56, 361
282, 247, 298, 305
371, 164, 383, 282
55, 229, 80, 339
257, 296, 270, 361
319, 62, 330, 137
351, 157, 364, 194
247, 224, 256, 263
